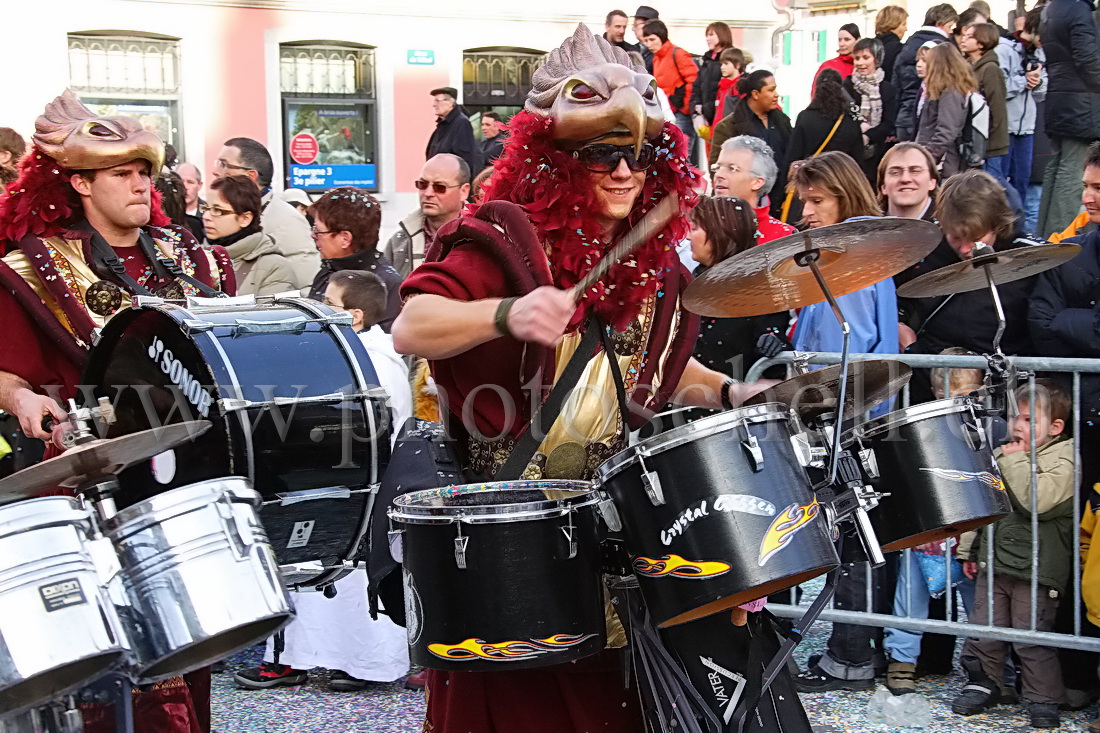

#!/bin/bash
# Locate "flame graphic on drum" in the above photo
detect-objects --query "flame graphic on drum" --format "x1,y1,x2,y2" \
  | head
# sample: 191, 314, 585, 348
758, 497, 821, 566
632, 554, 732, 579
427, 633, 598, 662
920, 468, 1005, 491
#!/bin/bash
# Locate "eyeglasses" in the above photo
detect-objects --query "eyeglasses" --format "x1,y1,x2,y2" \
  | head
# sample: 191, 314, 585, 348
198, 204, 235, 217
710, 162, 745, 175
310, 227, 337, 239
323, 297, 345, 309
885, 166, 929, 178
572, 143, 656, 173
213, 159, 255, 173
414, 179, 463, 194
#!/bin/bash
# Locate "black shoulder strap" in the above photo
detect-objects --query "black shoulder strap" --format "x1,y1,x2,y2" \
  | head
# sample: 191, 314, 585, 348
496, 321, 602, 480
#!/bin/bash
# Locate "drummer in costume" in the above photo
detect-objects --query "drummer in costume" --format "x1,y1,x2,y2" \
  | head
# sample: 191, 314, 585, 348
0, 90, 234, 733
394, 25, 782, 733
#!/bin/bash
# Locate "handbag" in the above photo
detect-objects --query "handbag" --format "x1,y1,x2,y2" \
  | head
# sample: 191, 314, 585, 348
780, 114, 844, 224
916, 549, 966, 599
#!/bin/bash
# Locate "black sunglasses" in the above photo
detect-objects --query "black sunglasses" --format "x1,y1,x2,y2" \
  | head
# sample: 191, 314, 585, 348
572, 143, 656, 173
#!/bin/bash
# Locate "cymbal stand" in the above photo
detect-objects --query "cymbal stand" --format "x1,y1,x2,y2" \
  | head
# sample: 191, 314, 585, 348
791, 249, 851, 485
972, 243, 1017, 418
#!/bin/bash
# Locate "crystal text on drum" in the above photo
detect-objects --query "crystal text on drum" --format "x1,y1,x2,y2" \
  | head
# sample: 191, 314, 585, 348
661, 495, 777, 546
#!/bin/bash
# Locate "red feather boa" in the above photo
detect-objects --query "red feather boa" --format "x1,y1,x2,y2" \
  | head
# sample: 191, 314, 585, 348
472, 112, 702, 330
0, 145, 169, 248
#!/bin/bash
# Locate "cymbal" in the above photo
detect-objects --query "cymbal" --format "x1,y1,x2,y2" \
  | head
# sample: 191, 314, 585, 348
895, 242, 1082, 299
0, 421, 212, 503
684, 218, 943, 318
743, 360, 912, 420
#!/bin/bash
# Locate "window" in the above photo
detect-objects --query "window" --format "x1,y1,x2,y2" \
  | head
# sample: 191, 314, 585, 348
463, 47, 546, 135
68, 33, 183, 153
280, 42, 378, 192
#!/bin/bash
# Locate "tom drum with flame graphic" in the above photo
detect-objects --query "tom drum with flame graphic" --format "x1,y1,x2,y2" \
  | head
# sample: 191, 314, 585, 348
919, 468, 1005, 492
427, 633, 599, 663
758, 497, 821, 566
632, 553, 732, 579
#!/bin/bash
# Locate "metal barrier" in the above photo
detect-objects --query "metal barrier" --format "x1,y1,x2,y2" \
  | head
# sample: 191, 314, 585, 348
745, 351, 1100, 654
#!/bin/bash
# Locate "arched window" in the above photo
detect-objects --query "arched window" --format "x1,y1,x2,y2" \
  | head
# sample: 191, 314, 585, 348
67, 32, 183, 154
280, 42, 378, 192
462, 47, 546, 137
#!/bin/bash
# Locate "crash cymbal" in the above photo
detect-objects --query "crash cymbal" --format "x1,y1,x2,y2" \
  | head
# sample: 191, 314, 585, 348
743, 360, 912, 420
895, 242, 1082, 299
684, 218, 942, 318
0, 421, 211, 503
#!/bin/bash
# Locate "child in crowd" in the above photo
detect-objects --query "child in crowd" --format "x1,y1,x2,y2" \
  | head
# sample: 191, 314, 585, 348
953, 378, 1076, 729
712, 47, 745, 126
883, 348, 983, 695
235, 271, 412, 692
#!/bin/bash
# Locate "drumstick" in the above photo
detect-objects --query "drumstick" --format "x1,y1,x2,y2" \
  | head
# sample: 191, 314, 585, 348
569, 194, 680, 302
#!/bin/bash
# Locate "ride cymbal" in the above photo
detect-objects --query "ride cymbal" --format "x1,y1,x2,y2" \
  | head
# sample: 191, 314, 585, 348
743, 359, 912, 420
895, 242, 1082, 299
0, 422, 212, 502
684, 218, 942, 318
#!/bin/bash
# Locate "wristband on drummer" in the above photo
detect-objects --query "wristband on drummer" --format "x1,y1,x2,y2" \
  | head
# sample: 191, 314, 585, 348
494, 297, 518, 338
720, 377, 737, 410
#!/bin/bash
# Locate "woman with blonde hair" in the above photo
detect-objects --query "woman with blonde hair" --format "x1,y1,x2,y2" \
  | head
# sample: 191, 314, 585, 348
915, 42, 978, 176
874, 5, 909, 78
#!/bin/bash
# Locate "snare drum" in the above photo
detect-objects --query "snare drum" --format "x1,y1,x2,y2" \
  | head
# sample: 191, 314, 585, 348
597, 404, 839, 627
101, 478, 293, 680
82, 296, 390, 588
388, 481, 605, 672
0, 498, 127, 716
843, 396, 1011, 552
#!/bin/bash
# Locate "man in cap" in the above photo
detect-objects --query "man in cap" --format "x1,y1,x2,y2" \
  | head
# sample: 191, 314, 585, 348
0, 89, 235, 733
633, 5, 660, 72
393, 25, 786, 733
426, 86, 482, 177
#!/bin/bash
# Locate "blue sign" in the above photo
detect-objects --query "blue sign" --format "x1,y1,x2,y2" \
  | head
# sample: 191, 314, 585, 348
407, 49, 435, 65
289, 164, 376, 191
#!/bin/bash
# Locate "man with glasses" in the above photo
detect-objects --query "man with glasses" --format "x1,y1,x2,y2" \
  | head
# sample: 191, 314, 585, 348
383, 154, 471, 278
212, 137, 319, 290
392, 26, 783, 733
425, 87, 482, 178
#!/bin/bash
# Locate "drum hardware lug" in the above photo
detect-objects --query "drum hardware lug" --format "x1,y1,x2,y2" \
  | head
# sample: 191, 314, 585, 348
387, 526, 404, 564
597, 496, 623, 532
637, 454, 665, 506
132, 295, 166, 308
741, 434, 765, 472
454, 530, 469, 570
323, 311, 355, 327
962, 419, 988, 452
182, 318, 217, 334
91, 326, 102, 346
561, 512, 578, 559
233, 317, 311, 335
858, 448, 880, 479
220, 389, 384, 414
790, 433, 827, 469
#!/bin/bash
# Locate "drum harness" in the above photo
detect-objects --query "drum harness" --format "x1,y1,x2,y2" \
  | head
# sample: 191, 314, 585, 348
82, 223, 225, 300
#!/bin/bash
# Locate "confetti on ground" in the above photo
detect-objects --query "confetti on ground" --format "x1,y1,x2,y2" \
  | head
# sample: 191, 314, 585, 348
212, 612, 1098, 732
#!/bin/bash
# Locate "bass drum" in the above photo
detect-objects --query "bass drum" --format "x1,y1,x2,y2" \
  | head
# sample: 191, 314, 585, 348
82, 295, 391, 589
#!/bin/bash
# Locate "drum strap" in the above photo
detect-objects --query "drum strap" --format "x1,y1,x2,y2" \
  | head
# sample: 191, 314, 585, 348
596, 318, 633, 438
496, 320, 602, 480
83, 224, 222, 298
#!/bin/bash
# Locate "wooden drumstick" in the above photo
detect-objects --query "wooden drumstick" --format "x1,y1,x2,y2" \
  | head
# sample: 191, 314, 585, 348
569, 194, 681, 302
730, 608, 748, 626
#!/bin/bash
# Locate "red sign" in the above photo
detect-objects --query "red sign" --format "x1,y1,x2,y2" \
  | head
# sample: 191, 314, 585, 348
290, 133, 319, 165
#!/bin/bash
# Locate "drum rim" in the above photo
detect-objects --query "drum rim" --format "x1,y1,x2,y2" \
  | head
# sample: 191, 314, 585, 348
595, 402, 790, 483
0, 496, 91, 540
100, 477, 258, 534
845, 395, 981, 442
389, 480, 599, 524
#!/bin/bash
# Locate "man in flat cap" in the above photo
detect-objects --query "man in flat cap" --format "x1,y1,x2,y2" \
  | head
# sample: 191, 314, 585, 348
426, 86, 482, 177
633, 5, 660, 71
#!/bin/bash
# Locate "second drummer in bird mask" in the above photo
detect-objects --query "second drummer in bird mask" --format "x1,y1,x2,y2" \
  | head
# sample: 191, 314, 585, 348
393, 24, 774, 733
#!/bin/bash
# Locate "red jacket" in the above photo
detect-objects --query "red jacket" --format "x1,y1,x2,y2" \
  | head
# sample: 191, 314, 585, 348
812, 55, 854, 96
756, 201, 797, 244
653, 41, 698, 115
714, 76, 740, 123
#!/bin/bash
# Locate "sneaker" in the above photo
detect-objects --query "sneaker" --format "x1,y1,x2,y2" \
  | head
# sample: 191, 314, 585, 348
404, 670, 427, 691
886, 660, 917, 696
329, 670, 370, 692
951, 681, 1000, 716
233, 663, 308, 690
794, 664, 874, 693
1028, 702, 1060, 729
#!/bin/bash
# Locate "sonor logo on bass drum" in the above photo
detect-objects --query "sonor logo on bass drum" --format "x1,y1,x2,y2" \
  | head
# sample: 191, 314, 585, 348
147, 336, 213, 418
